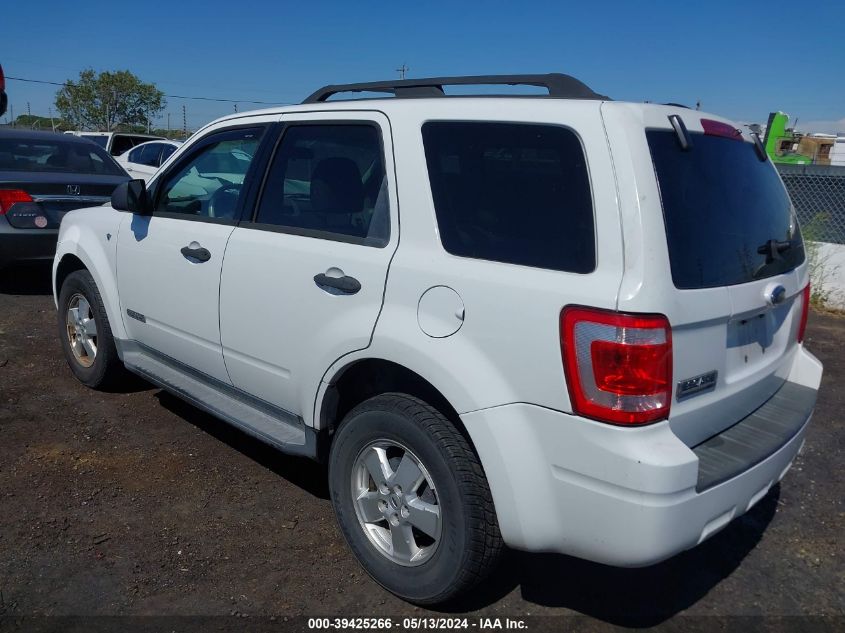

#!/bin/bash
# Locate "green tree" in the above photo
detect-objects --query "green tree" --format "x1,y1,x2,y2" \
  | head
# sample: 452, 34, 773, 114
55, 69, 165, 131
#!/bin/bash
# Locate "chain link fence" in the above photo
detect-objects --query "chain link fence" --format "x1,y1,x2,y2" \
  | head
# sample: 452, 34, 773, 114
777, 164, 845, 245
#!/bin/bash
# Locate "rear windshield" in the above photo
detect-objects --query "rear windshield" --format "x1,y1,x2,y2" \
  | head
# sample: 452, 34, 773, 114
0, 137, 126, 175
422, 122, 595, 274
648, 130, 804, 289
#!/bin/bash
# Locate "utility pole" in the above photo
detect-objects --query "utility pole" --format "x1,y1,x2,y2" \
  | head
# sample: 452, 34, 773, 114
49, 107, 56, 131
182, 104, 187, 140
27, 102, 31, 118
9, 105, 13, 127
167, 112, 170, 135
396, 63, 409, 80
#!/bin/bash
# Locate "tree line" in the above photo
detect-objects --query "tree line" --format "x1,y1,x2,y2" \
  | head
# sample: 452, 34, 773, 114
6, 69, 171, 134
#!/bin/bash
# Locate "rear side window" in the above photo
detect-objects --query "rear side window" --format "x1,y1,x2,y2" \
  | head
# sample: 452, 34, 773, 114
648, 130, 805, 289
422, 122, 595, 273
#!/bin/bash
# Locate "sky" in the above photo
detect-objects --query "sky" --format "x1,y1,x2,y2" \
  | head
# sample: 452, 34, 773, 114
2, 0, 844, 133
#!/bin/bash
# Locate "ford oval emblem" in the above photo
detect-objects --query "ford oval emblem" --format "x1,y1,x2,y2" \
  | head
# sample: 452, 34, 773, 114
768, 285, 786, 306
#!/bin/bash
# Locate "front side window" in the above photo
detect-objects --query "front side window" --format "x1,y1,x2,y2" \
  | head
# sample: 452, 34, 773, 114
254, 124, 389, 245
422, 122, 595, 273
155, 128, 262, 221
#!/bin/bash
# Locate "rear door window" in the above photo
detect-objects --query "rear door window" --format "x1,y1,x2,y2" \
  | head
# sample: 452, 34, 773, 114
422, 122, 595, 273
647, 130, 805, 289
253, 124, 389, 246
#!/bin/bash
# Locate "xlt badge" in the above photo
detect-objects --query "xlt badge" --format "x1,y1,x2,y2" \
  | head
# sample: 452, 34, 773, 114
676, 371, 718, 399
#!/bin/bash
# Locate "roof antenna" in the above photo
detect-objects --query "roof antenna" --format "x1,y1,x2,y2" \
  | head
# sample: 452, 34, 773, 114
396, 63, 409, 80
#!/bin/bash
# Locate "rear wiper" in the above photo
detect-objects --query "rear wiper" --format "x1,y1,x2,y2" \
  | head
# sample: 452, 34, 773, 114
757, 239, 793, 263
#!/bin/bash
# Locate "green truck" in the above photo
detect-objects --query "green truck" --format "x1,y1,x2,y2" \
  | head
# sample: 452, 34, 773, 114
764, 112, 813, 164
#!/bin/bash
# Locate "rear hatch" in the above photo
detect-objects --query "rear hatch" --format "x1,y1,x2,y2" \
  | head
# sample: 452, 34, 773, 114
603, 104, 809, 446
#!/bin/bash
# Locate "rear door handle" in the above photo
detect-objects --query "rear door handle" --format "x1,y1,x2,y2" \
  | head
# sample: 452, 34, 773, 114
314, 272, 361, 295
181, 245, 211, 262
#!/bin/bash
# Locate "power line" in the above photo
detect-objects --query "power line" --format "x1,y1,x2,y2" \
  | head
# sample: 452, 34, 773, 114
6, 75, 288, 105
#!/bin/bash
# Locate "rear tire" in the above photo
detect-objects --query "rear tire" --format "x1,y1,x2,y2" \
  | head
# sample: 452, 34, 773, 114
57, 269, 128, 389
329, 393, 502, 605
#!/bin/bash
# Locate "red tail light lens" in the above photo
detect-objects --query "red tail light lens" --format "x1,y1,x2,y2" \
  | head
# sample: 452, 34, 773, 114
561, 307, 672, 425
701, 118, 742, 141
0, 189, 33, 215
797, 284, 811, 343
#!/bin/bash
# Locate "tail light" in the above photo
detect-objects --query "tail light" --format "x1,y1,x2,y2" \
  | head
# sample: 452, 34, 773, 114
797, 284, 811, 344
560, 307, 672, 425
701, 118, 742, 141
0, 189, 33, 215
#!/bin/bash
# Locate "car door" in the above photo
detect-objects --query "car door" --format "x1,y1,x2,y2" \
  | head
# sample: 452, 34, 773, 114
116, 124, 268, 383
219, 112, 398, 419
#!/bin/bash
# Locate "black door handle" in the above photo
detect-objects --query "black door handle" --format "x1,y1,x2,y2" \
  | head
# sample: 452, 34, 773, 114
314, 273, 361, 295
181, 245, 211, 262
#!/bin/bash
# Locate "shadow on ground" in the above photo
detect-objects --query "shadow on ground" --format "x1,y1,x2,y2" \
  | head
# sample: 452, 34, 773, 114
153, 384, 779, 626
448, 485, 780, 625
156, 390, 331, 500
0, 263, 53, 295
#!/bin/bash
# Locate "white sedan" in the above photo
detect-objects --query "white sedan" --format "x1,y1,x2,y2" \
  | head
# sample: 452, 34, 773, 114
114, 139, 182, 182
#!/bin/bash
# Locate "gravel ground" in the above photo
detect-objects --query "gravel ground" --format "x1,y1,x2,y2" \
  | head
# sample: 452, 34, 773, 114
0, 264, 842, 629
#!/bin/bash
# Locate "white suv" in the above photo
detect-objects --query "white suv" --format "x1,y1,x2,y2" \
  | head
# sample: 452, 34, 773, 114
52, 74, 823, 605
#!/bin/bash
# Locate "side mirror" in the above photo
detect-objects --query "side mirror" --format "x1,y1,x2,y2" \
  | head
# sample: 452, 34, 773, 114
111, 179, 151, 215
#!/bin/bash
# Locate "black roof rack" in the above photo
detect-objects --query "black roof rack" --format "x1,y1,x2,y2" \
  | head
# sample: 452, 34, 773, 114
302, 73, 609, 104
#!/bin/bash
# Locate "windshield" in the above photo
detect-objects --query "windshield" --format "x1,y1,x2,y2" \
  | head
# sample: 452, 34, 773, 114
0, 137, 126, 176
81, 135, 109, 149
648, 130, 805, 289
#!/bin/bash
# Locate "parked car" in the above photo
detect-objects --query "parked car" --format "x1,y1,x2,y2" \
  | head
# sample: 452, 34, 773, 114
0, 64, 7, 117
52, 74, 823, 605
63, 131, 166, 157
114, 139, 182, 182
0, 129, 129, 270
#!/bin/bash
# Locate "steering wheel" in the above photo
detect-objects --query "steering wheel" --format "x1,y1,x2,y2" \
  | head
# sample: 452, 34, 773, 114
207, 183, 242, 219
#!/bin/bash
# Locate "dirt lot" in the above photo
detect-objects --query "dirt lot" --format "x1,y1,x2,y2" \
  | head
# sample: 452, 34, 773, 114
0, 264, 843, 628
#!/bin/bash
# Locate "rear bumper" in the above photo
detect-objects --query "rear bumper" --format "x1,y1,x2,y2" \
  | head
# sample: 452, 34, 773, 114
462, 346, 822, 567
0, 215, 59, 268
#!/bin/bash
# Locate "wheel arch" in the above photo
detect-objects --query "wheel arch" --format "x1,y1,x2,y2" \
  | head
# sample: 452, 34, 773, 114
53, 234, 126, 341
318, 358, 475, 450
54, 254, 87, 299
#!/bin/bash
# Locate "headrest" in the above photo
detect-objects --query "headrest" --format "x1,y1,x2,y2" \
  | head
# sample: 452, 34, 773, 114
310, 157, 363, 214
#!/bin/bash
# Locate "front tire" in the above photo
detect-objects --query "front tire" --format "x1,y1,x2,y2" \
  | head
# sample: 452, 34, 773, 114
57, 269, 127, 389
329, 393, 502, 604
